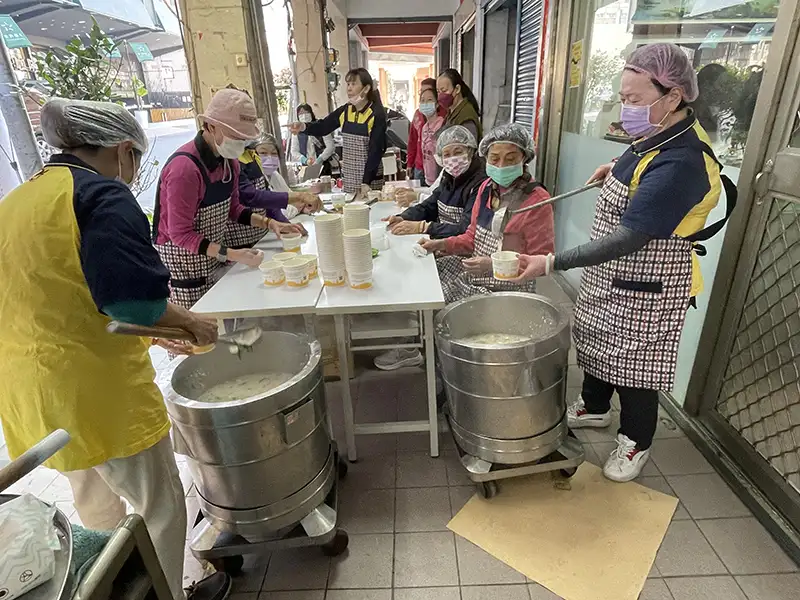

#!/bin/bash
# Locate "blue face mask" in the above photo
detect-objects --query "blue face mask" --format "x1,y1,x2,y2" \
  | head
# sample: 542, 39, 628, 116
419, 102, 437, 117
486, 162, 523, 188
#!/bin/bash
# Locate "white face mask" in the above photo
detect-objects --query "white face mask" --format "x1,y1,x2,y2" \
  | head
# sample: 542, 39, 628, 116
217, 136, 247, 159
116, 149, 138, 187
299, 113, 312, 123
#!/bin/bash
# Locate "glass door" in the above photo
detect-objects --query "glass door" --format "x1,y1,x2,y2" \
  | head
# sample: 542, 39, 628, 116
695, 14, 800, 532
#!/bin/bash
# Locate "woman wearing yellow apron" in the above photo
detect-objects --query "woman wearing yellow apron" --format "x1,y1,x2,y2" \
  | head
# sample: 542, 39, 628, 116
288, 68, 387, 198
0, 99, 231, 600
514, 44, 736, 483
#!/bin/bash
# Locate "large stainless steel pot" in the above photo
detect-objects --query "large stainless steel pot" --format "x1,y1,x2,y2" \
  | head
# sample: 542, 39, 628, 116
435, 293, 571, 464
162, 332, 332, 522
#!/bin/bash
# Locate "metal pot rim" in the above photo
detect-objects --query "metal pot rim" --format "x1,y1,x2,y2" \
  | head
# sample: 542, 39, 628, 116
434, 292, 570, 350
158, 333, 322, 411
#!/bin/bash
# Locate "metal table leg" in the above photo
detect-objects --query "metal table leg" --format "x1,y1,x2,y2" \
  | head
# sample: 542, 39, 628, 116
422, 309, 439, 458
334, 314, 358, 461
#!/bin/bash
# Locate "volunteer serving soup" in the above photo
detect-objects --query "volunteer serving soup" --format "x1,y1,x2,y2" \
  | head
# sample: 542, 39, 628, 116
514, 43, 728, 483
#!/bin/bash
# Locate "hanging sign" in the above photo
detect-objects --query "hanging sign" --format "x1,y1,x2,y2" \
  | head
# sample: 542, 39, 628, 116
699, 28, 727, 49
0, 15, 32, 49
569, 40, 583, 89
130, 42, 154, 62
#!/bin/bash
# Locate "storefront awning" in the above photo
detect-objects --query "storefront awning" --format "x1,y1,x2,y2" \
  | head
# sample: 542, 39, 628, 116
0, 15, 32, 49
76, 0, 158, 30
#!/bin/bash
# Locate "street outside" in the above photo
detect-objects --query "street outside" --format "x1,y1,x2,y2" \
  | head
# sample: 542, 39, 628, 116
135, 119, 197, 212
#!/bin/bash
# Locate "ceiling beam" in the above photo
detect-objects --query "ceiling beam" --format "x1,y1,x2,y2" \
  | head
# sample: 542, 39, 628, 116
365, 36, 433, 47
358, 23, 441, 37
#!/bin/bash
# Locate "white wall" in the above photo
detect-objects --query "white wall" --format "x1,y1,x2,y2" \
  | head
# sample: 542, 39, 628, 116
345, 0, 460, 20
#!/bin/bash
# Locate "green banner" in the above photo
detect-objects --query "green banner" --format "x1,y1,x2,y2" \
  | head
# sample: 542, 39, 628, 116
130, 42, 153, 62
0, 15, 32, 49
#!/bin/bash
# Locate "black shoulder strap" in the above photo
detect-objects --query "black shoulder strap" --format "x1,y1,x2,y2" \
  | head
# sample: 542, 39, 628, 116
151, 151, 211, 242
684, 141, 738, 243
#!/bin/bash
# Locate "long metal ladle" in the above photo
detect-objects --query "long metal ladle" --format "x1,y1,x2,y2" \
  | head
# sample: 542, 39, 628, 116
106, 321, 263, 354
492, 181, 602, 237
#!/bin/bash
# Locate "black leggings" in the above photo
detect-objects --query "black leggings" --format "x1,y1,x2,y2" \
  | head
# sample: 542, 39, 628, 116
581, 372, 659, 450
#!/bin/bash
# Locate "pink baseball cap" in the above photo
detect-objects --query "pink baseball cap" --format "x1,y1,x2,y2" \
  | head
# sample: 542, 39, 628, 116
202, 88, 260, 140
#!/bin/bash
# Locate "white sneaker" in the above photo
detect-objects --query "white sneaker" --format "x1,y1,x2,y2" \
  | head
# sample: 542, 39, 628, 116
567, 396, 612, 429
374, 348, 424, 371
603, 434, 651, 483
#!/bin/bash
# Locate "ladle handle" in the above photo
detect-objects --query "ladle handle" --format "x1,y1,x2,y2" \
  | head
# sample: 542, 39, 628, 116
106, 321, 197, 342
509, 181, 602, 215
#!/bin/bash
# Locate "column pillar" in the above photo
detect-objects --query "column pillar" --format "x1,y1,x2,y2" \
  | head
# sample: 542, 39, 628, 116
177, 0, 280, 136
290, 0, 331, 115
327, 0, 350, 107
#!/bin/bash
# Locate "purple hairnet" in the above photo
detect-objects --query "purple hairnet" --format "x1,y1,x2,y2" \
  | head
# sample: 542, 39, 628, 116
625, 43, 699, 102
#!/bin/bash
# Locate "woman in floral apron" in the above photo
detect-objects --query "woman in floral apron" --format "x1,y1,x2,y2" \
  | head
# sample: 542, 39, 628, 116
420, 123, 555, 304
385, 125, 484, 238
152, 88, 267, 309
513, 44, 735, 483
288, 68, 386, 198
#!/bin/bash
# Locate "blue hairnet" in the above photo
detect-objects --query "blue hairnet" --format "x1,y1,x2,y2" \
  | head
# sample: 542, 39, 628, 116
479, 123, 535, 162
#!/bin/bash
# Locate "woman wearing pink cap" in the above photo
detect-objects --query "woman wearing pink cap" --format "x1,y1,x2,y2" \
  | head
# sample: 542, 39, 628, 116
153, 87, 302, 307
513, 43, 735, 483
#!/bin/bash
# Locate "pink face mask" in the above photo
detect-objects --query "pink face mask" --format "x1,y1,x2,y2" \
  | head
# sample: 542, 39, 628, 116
442, 154, 470, 178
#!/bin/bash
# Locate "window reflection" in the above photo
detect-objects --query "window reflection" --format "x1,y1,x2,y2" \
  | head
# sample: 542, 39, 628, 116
568, 0, 779, 166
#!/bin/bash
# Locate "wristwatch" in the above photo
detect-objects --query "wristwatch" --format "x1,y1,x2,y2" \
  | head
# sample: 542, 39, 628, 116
217, 245, 228, 263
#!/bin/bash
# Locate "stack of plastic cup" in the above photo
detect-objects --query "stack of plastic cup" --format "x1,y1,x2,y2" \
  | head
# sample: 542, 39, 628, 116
343, 204, 370, 231
314, 214, 346, 286
342, 228, 373, 289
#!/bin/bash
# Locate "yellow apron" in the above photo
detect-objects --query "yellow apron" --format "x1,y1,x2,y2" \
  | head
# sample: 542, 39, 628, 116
0, 164, 171, 472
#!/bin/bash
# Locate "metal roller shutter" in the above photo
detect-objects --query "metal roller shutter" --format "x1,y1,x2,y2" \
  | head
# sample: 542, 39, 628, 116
512, 0, 545, 131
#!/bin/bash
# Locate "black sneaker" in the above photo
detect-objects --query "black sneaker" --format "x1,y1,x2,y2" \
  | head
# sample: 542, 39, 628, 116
185, 572, 232, 600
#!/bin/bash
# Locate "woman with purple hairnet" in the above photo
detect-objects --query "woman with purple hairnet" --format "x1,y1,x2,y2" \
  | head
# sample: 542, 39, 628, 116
513, 43, 736, 482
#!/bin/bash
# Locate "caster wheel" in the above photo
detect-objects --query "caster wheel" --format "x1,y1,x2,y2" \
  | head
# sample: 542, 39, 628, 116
322, 529, 349, 556
560, 467, 578, 478
478, 481, 498, 499
209, 555, 244, 575
338, 459, 349, 479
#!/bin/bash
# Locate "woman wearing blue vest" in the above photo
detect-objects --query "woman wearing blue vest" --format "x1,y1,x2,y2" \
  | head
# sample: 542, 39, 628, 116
513, 44, 734, 483
0, 99, 230, 600
288, 68, 387, 197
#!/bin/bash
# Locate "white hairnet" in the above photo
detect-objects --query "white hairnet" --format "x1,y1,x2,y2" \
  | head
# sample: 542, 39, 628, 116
435, 125, 477, 157
479, 123, 535, 162
41, 98, 148, 153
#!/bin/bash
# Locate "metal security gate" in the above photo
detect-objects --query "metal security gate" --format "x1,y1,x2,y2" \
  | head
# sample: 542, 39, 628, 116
511, 0, 545, 130
694, 16, 800, 532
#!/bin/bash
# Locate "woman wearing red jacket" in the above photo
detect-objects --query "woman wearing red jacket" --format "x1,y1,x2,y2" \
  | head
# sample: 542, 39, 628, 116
420, 123, 554, 303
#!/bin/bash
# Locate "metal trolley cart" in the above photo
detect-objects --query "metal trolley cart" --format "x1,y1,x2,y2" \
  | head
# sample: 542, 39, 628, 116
435, 293, 586, 499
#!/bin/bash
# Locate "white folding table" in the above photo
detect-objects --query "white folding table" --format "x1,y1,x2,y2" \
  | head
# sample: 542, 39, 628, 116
315, 202, 446, 461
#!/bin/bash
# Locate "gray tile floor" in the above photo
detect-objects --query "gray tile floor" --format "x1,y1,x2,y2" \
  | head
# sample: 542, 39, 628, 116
1, 277, 798, 599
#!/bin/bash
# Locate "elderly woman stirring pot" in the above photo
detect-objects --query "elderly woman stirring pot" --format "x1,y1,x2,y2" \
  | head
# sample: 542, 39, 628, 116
0, 99, 230, 600
514, 44, 732, 482
420, 123, 555, 303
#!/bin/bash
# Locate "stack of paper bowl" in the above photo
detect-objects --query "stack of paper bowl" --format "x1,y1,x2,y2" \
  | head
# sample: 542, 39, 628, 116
342, 228, 373, 290
314, 214, 346, 286
343, 204, 370, 231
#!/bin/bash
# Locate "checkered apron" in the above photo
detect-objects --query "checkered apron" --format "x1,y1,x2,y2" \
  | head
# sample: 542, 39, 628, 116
153, 152, 233, 309
437, 199, 463, 226
573, 173, 693, 390
341, 131, 384, 194
226, 170, 268, 249
438, 181, 537, 304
